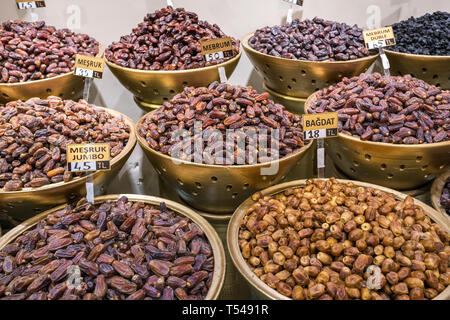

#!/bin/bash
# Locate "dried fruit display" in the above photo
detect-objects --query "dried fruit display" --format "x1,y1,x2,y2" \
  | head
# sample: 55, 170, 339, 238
390, 11, 450, 56
440, 178, 450, 216
105, 6, 239, 70
308, 73, 450, 144
248, 17, 370, 61
137, 82, 305, 165
239, 178, 450, 300
0, 20, 99, 83
0, 97, 130, 191
0, 196, 215, 300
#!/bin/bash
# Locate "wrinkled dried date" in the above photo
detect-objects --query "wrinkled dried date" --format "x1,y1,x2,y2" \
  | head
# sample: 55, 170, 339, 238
0, 20, 99, 83
309, 73, 449, 144
0, 96, 130, 191
137, 82, 306, 165
239, 178, 450, 300
105, 7, 239, 70
0, 196, 214, 300
440, 178, 450, 216
248, 17, 371, 61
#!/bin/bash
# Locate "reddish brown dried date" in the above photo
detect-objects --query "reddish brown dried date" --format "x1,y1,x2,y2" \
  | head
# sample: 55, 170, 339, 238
0, 197, 214, 300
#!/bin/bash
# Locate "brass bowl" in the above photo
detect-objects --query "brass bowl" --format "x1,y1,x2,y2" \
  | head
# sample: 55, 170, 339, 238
384, 50, 450, 90
263, 83, 306, 114
136, 111, 313, 213
0, 47, 104, 104
242, 32, 379, 98
0, 107, 137, 221
431, 169, 450, 222
105, 52, 242, 111
227, 178, 450, 300
0, 194, 226, 300
304, 92, 450, 190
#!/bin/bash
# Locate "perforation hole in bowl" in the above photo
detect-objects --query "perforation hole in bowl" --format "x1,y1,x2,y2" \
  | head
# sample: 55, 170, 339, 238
352, 161, 359, 167
439, 164, 445, 169
436, 83, 441, 87
71, 90, 76, 95
311, 80, 316, 85
169, 89, 175, 94
58, 93, 64, 97
182, 81, 188, 86
231, 193, 238, 199
153, 89, 159, 95
387, 174, 393, 179
350, 167, 356, 173
195, 182, 202, 189
265, 64, 270, 69
140, 81, 147, 87
301, 70, 306, 76
336, 153, 342, 160
421, 165, 428, 171
292, 78, 297, 83
424, 174, 430, 179
163, 97, 168, 101
161, 167, 167, 172
262, 176, 268, 181
211, 176, 218, 183
364, 154, 371, 161
416, 156, 423, 162
380, 164, 386, 170
46, 88, 52, 93
136, 89, 142, 94
177, 179, 184, 186
155, 168, 161, 175
433, 74, 438, 79
243, 183, 249, 190
2, 93, 9, 98
192, 191, 198, 196
279, 76, 284, 81
399, 165, 405, 171
287, 85, 292, 90
422, 68, 427, 73
226, 185, 232, 191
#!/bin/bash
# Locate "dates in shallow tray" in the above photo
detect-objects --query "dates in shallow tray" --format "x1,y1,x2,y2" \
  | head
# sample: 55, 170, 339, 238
105, 6, 240, 71
309, 73, 449, 144
0, 196, 215, 300
0, 97, 130, 191
0, 20, 99, 83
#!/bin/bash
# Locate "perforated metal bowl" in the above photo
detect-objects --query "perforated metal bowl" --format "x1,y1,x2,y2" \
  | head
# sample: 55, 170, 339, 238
227, 178, 450, 300
0, 108, 136, 221
431, 169, 450, 222
242, 33, 379, 98
105, 52, 242, 111
136, 111, 313, 213
263, 83, 307, 114
384, 50, 450, 90
304, 92, 450, 190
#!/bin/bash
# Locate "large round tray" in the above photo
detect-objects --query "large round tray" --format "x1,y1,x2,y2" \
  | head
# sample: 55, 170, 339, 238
384, 50, 450, 90
0, 107, 136, 221
242, 32, 379, 98
304, 93, 450, 190
105, 52, 242, 111
0, 194, 225, 300
227, 178, 450, 300
136, 111, 313, 213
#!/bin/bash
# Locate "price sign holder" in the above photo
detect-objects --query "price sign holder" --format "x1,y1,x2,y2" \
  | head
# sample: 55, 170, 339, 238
302, 112, 338, 178
283, 0, 303, 24
363, 26, 396, 76
16, 0, 45, 10
73, 53, 106, 203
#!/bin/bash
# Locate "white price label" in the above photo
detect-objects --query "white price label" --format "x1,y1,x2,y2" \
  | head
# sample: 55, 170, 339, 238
204, 51, 225, 63
304, 129, 327, 140
367, 39, 387, 50
69, 161, 96, 172
16, 1, 45, 9
74, 67, 94, 78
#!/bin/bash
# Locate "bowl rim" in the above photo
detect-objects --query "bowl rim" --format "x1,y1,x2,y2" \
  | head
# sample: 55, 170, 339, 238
135, 109, 313, 169
105, 50, 242, 75
304, 91, 450, 149
0, 193, 226, 300
227, 178, 450, 300
430, 169, 450, 218
0, 46, 104, 88
0, 106, 137, 195
384, 48, 450, 60
242, 32, 379, 65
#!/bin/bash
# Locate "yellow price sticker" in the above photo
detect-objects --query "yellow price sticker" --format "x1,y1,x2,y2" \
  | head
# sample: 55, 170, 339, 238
200, 37, 234, 63
302, 112, 338, 140
74, 54, 105, 79
363, 26, 396, 49
66, 143, 110, 172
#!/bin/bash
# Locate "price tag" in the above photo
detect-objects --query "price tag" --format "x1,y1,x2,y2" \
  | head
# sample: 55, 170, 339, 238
363, 26, 396, 49
74, 54, 105, 79
302, 112, 338, 140
200, 37, 233, 63
16, 0, 45, 9
67, 143, 110, 172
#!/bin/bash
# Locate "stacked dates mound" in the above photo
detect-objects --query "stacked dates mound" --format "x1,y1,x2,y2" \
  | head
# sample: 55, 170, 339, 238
309, 73, 449, 144
138, 82, 306, 165
0, 196, 214, 300
248, 17, 370, 61
239, 178, 450, 300
0, 20, 99, 83
0, 97, 130, 191
105, 7, 240, 70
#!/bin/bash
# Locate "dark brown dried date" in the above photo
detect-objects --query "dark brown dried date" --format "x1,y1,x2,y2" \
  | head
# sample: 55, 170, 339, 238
137, 82, 306, 165
309, 73, 449, 144
0, 20, 99, 83
0, 97, 130, 191
248, 17, 370, 61
105, 6, 239, 70
0, 197, 214, 300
